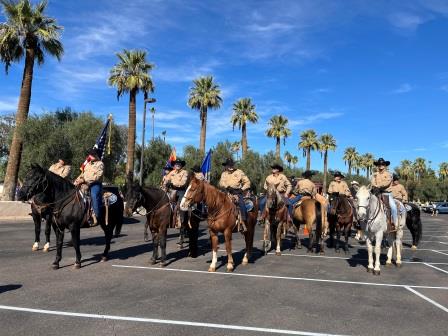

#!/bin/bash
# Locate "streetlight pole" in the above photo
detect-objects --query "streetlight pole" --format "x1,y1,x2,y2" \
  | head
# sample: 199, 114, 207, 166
140, 96, 156, 185
151, 107, 156, 141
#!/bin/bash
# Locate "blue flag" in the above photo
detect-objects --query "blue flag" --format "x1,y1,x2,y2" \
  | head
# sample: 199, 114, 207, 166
201, 149, 212, 181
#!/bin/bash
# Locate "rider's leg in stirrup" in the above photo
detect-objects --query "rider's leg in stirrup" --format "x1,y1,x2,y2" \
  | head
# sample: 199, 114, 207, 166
90, 182, 102, 226
387, 193, 398, 231
238, 194, 248, 232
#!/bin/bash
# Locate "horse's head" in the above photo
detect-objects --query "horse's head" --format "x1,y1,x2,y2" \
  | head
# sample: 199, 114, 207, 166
180, 175, 204, 211
18, 164, 48, 201
328, 192, 340, 216
266, 184, 282, 209
356, 186, 371, 221
124, 183, 144, 217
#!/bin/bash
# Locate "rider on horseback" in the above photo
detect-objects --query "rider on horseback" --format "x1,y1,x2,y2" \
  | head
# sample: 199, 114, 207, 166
218, 158, 251, 233
390, 174, 408, 203
74, 149, 104, 226
370, 157, 398, 232
163, 159, 189, 229
292, 170, 317, 199
49, 158, 72, 179
258, 164, 292, 218
328, 171, 358, 221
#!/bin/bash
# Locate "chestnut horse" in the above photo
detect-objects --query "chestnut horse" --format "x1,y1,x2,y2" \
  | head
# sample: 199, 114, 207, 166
262, 185, 288, 256
328, 193, 353, 253
180, 176, 257, 272
291, 198, 325, 254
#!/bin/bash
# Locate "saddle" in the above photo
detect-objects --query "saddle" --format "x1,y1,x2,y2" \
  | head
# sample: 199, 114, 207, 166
293, 195, 312, 208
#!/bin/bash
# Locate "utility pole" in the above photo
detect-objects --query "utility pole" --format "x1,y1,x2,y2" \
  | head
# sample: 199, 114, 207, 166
151, 107, 155, 141
140, 96, 156, 185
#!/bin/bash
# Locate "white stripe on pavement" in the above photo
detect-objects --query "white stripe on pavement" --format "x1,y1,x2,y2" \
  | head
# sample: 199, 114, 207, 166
0, 305, 350, 336
423, 263, 448, 275
405, 287, 448, 313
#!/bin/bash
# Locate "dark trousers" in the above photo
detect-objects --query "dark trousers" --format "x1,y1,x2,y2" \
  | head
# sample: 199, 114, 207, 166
90, 182, 102, 218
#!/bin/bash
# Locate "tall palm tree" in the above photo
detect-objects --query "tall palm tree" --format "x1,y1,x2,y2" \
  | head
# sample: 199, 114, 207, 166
108, 49, 154, 186
283, 151, 293, 168
343, 147, 358, 175
319, 134, 336, 194
291, 156, 298, 168
361, 153, 374, 178
188, 76, 222, 154
413, 157, 426, 183
231, 141, 241, 160
266, 115, 291, 160
0, 0, 63, 200
353, 153, 363, 175
298, 129, 319, 171
230, 98, 258, 158
439, 162, 448, 180
399, 159, 413, 182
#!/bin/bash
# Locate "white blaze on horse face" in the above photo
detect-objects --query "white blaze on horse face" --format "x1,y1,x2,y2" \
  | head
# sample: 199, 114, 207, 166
356, 187, 369, 220
179, 184, 192, 211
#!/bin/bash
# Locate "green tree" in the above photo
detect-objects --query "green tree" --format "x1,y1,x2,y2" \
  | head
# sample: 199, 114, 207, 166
319, 133, 336, 194
231, 141, 241, 161
283, 151, 293, 168
0, 114, 14, 181
361, 153, 374, 179
291, 155, 298, 168
135, 138, 171, 186
108, 49, 154, 186
439, 162, 448, 181
230, 98, 258, 158
413, 158, 426, 183
266, 115, 291, 160
298, 129, 319, 171
343, 147, 358, 175
0, 0, 63, 200
188, 76, 222, 154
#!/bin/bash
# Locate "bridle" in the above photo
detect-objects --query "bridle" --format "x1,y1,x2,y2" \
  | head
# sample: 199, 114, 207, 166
358, 191, 381, 226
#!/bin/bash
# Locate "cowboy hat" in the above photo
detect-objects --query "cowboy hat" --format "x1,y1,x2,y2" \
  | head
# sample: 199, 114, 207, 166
333, 171, 345, 178
302, 170, 315, 178
222, 158, 235, 167
373, 157, 390, 166
191, 165, 201, 173
270, 163, 284, 172
171, 159, 186, 167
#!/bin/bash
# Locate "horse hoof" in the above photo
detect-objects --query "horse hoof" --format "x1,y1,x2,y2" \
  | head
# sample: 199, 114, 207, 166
373, 270, 380, 276
43, 243, 50, 252
101, 256, 108, 262
396, 263, 402, 268
386, 262, 392, 267
297, 245, 302, 250
51, 263, 59, 270
208, 267, 216, 272
242, 259, 249, 265
411, 245, 417, 251
226, 266, 234, 273
275, 252, 281, 256
74, 263, 81, 269
160, 261, 167, 268
150, 259, 157, 265
32, 243, 39, 251
367, 268, 373, 273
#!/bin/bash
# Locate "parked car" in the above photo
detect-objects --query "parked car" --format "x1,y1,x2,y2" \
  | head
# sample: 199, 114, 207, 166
436, 203, 448, 214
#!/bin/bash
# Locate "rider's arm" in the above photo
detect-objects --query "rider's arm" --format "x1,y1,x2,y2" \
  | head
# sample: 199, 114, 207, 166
402, 186, 409, 202
284, 176, 292, 196
240, 171, 251, 191
61, 165, 71, 179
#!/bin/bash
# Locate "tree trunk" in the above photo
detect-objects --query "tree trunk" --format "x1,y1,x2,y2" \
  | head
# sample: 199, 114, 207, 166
199, 107, 207, 155
241, 123, 247, 158
275, 137, 280, 160
126, 89, 137, 187
2, 48, 35, 200
323, 151, 328, 194
306, 148, 311, 171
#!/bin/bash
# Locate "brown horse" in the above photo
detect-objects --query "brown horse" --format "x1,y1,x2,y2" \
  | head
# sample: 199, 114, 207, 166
262, 185, 288, 256
292, 198, 325, 254
328, 193, 353, 253
180, 176, 257, 272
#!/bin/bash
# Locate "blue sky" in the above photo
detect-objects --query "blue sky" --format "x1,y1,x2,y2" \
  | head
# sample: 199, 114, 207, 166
1, 0, 448, 172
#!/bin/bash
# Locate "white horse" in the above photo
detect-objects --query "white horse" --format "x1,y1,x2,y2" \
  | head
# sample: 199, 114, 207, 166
356, 186, 406, 275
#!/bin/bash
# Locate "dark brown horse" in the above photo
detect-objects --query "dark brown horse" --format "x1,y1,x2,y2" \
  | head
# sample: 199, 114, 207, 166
262, 185, 288, 256
180, 176, 257, 272
328, 193, 353, 253
292, 198, 325, 254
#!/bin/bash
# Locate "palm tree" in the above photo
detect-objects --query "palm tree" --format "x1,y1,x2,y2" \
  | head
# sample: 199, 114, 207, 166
230, 98, 258, 158
188, 76, 222, 154
439, 162, 448, 180
343, 147, 358, 175
231, 141, 241, 161
284, 151, 293, 168
0, 0, 63, 200
291, 156, 298, 168
361, 153, 374, 178
399, 160, 413, 182
108, 49, 154, 186
298, 129, 319, 171
319, 134, 337, 194
266, 115, 291, 160
353, 153, 363, 175
413, 158, 426, 183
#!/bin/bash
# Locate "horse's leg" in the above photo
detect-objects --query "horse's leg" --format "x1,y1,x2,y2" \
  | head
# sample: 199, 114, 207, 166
386, 233, 394, 266
373, 232, 382, 275
343, 224, 350, 254
263, 217, 271, 255
188, 216, 199, 258
328, 220, 335, 248
151, 230, 159, 265
102, 227, 113, 262
242, 218, 254, 265
275, 221, 283, 256
395, 225, 403, 267
366, 237, 374, 273
335, 224, 341, 253
159, 228, 167, 267
143, 219, 150, 242
32, 211, 41, 251
71, 226, 82, 269
43, 214, 51, 252
52, 224, 63, 270
224, 228, 234, 272
208, 230, 219, 272
293, 222, 302, 249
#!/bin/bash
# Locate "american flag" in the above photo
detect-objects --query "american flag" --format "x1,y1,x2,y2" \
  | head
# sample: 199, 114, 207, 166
80, 115, 112, 171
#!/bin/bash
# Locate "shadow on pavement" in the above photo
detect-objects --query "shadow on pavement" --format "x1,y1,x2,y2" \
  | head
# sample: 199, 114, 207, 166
0, 284, 22, 294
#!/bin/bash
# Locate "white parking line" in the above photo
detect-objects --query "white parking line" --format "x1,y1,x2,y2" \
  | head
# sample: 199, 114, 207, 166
0, 305, 350, 336
431, 250, 448, 257
423, 263, 448, 275
112, 265, 448, 290
405, 287, 448, 313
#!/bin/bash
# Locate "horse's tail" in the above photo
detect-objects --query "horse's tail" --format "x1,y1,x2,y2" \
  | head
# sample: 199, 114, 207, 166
315, 200, 322, 234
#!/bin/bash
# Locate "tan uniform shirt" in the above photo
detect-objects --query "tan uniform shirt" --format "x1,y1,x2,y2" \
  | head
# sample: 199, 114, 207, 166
164, 169, 188, 188
49, 163, 71, 178
371, 170, 392, 191
328, 180, 351, 197
390, 183, 408, 202
294, 178, 317, 196
264, 173, 292, 195
82, 161, 104, 184
194, 172, 205, 181
219, 169, 250, 190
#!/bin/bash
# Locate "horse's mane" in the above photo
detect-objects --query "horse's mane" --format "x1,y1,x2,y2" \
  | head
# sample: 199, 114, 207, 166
44, 169, 75, 193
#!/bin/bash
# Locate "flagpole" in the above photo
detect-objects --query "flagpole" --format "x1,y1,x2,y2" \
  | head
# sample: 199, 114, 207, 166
140, 96, 156, 185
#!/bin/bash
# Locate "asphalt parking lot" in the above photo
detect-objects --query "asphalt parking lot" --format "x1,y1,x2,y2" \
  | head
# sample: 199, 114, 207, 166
0, 212, 447, 336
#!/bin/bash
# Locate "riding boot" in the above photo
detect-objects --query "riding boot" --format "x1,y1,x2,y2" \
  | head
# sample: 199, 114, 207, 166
90, 213, 98, 227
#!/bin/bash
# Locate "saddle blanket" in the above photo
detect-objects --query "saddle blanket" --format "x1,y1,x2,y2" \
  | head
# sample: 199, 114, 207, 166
103, 192, 118, 205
